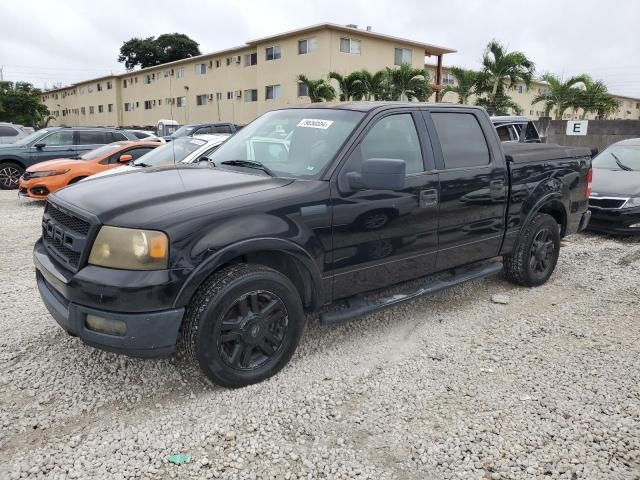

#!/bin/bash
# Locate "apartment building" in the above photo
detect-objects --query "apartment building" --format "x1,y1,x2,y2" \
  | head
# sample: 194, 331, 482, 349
42, 23, 455, 128
424, 64, 640, 120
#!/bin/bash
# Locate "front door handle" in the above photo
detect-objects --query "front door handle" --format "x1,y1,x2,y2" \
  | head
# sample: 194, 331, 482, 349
419, 189, 439, 208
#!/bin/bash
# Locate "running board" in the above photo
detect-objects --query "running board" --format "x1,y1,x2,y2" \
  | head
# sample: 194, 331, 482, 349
319, 261, 503, 326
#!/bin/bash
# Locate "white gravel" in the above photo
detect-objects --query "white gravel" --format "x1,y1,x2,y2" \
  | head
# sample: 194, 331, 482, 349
1, 190, 639, 479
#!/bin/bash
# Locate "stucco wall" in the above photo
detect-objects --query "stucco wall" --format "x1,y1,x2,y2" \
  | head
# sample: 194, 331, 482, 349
536, 119, 640, 153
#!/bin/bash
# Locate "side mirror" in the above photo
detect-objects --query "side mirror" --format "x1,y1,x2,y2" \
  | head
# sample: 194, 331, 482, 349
347, 158, 406, 190
118, 154, 133, 163
34, 143, 45, 149
197, 157, 214, 168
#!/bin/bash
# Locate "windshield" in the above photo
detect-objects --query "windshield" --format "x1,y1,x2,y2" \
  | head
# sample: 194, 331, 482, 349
80, 143, 126, 160
208, 109, 364, 178
171, 126, 196, 138
133, 137, 206, 166
13, 129, 52, 146
593, 145, 640, 171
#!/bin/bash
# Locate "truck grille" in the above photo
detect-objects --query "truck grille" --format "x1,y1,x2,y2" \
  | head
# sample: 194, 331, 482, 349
42, 201, 95, 272
588, 197, 627, 210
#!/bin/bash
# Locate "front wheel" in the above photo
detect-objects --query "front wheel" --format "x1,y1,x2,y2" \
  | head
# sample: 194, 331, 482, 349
504, 213, 560, 287
0, 162, 23, 190
181, 264, 306, 388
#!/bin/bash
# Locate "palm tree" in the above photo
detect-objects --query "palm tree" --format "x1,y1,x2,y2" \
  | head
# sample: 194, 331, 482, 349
442, 67, 478, 104
476, 93, 521, 116
476, 40, 535, 115
328, 71, 362, 101
386, 63, 432, 101
350, 69, 390, 100
578, 76, 618, 119
296, 74, 336, 103
531, 73, 587, 119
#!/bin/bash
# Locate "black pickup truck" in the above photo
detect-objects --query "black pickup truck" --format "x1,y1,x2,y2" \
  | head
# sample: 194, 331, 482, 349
33, 103, 592, 387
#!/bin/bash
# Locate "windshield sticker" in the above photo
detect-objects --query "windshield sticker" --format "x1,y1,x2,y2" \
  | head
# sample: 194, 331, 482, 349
297, 119, 334, 129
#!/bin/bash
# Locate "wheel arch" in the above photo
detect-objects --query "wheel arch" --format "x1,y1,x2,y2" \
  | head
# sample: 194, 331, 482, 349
173, 238, 324, 312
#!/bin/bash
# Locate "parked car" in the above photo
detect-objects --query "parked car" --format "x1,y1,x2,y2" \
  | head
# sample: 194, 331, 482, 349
18, 141, 159, 199
33, 103, 592, 387
165, 122, 238, 141
587, 138, 640, 234
87, 134, 230, 181
127, 130, 165, 143
0, 127, 138, 189
491, 116, 541, 143
0, 123, 30, 144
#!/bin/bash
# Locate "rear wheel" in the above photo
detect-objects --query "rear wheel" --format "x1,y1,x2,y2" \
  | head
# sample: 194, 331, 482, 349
181, 264, 306, 388
0, 162, 23, 190
504, 213, 560, 287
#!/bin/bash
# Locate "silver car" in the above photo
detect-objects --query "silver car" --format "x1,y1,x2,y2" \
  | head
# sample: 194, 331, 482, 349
0, 123, 30, 144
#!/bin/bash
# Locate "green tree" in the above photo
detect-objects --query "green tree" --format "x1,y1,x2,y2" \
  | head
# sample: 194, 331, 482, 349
118, 33, 201, 70
476, 93, 521, 116
531, 73, 587, 119
386, 63, 432, 101
0, 81, 49, 127
476, 40, 535, 115
350, 70, 390, 100
442, 67, 478, 104
328, 71, 362, 101
296, 75, 336, 102
578, 76, 619, 119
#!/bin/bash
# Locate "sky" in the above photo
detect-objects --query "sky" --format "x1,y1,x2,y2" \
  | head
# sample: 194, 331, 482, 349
1, 0, 639, 98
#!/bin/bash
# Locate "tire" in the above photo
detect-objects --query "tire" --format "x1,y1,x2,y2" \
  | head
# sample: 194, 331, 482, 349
504, 213, 560, 287
0, 162, 24, 190
181, 264, 306, 388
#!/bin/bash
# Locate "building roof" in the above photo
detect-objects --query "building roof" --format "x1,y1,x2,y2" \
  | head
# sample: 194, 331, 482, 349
43, 23, 456, 94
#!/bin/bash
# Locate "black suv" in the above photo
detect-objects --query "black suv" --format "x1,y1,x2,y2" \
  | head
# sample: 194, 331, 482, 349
0, 127, 138, 189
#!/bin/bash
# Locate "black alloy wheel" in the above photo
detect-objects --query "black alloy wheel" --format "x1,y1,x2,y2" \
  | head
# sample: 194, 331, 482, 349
529, 229, 555, 275
0, 163, 23, 189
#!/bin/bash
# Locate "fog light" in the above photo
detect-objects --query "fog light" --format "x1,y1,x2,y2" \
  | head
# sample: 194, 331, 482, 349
85, 314, 127, 336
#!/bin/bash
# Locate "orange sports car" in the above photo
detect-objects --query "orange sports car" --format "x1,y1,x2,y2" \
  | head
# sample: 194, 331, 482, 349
19, 141, 159, 199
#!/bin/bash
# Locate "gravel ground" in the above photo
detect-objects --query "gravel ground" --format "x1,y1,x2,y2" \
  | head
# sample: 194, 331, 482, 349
1, 190, 639, 480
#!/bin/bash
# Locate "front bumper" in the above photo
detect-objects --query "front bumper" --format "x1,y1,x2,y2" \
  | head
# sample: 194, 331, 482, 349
34, 239, 186, 357
587, 206, 640, 234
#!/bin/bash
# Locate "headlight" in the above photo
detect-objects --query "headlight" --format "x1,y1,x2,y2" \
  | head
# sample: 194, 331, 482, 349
28, 169, 69, 178
88, 226, 168, 270
623, 197, 640, 209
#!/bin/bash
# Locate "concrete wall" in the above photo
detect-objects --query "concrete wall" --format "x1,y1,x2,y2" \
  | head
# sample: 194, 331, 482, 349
536, 119, 640, 152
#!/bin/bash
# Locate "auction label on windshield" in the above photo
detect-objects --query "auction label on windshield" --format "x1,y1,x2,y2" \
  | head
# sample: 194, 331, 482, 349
297, 119, 334, 129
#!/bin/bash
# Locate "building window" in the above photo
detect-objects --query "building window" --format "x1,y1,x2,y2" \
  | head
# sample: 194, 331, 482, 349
79, 87, 85, 94
165, 97, 172, 105
216, 92, 223, 101
89, 106, 94, 114
108, 104, 113, 113
215, 59, 221, 68
98, 105, 104, 113
134, 77, 138, 83
340, 37, 361, 54
244, 53, 257, 66
394, 48, 412, 65
176, 96, 186, 107
123, 80, 127, 88
517, 85, 525, 94
265, 84, 281, 100
97, 83, 103, 91
443, 72, 455, 85
265, 45, 281, 61
298, 38, 317, 55
144, 100, 152, 110
244, 89, 258, 102
81, 107, 86, 115
227, 91, 233, 100
143, 74, 152, 84
195, 63, 206, 75
106, 81, 112, 90
298, 82, 309, 97
196, 94, 208, 106
176, 67, 185, 79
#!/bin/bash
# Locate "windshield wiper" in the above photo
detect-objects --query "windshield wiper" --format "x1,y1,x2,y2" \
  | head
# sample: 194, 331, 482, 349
610, 152, 632, 171
220, 160, 274, 176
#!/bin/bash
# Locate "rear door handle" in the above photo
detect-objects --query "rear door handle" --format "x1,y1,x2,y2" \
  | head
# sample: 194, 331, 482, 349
419, 189, 439, 208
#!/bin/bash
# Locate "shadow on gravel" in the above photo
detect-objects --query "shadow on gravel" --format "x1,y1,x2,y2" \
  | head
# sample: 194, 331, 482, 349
18, 199, 46, 208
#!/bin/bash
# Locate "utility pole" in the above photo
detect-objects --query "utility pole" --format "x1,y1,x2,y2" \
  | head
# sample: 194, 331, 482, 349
0, 66, 4, 81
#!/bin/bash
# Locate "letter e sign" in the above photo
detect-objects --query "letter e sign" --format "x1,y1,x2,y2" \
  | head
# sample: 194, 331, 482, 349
566, 120, 588, 136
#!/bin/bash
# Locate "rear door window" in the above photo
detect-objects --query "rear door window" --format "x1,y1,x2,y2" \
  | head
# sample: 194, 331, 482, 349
0, 126, 19, 137
213, 125, 233, 133
431, 112, 491, 169
77, 131, 110, 145
109, 132, 128, 142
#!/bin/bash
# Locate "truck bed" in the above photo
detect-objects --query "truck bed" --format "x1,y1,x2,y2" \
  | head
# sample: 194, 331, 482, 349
503, 142, 591, 163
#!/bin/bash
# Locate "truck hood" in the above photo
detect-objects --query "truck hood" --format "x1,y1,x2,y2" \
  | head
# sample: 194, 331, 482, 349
51, 165, 293, 226
26, 158, 79, 172
591, 168, 640, 197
